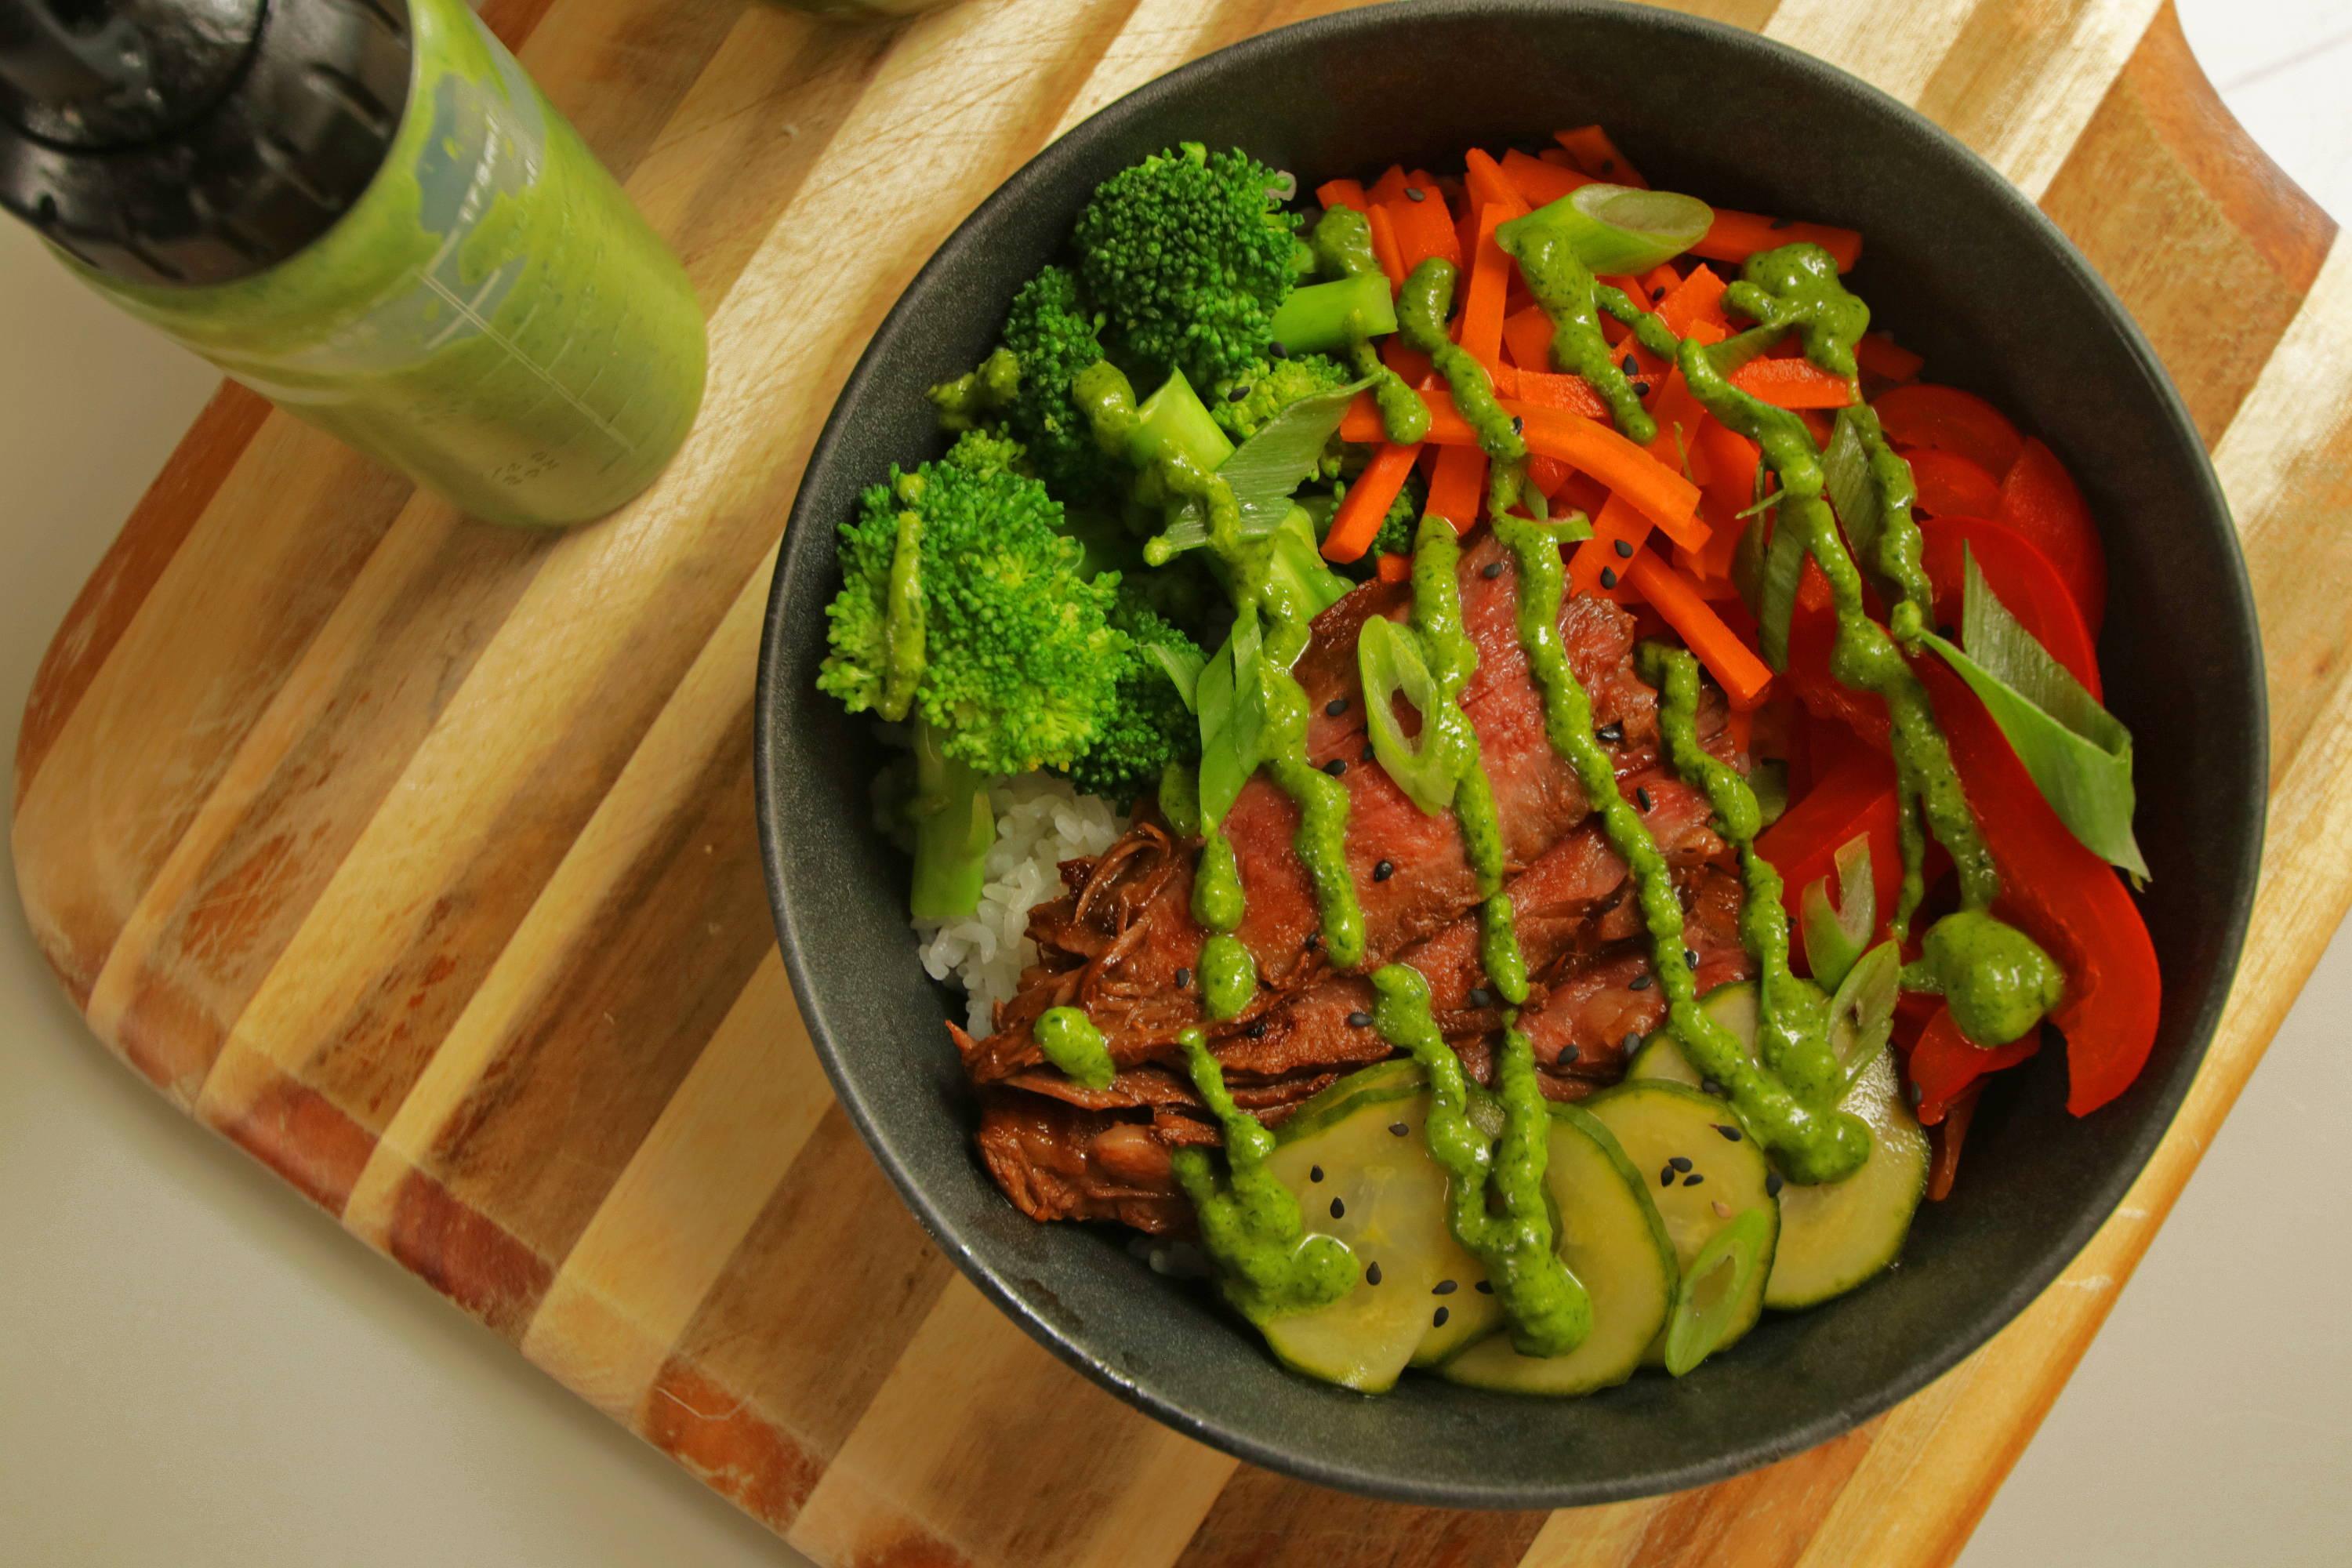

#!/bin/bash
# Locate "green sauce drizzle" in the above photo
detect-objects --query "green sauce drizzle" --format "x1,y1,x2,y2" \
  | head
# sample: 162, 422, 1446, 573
1200, 934, 1259, 1022
1494, 515, 1870, 1181
1401, 517, 1528, 1005
1907, 909, 2065, 1047
1640, 642, 1839, 1103
1496, 220, 1657, 441
1310, 208, 1428, 444
1170, 1028, 1358, 1323
1399, 259, 1527, 520
1033, 1006, 1116, 1091
1370, 966, 1589, 1356
879, 506, 924, 722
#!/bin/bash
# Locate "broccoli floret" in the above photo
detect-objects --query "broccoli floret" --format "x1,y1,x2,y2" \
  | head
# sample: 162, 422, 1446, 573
1074, 143, 1301, 393
985, 265, 1126, 502
1208, 353, 1355, 473
1060, 594, 1203, 807
820, 429, 1124, 916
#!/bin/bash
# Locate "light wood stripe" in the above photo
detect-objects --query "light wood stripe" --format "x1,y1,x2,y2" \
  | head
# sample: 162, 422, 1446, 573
788, 1279, 1239, 1568
1918, 0, 2165, 200
520, 953, 822, 1417
1763, 0, 1977, 104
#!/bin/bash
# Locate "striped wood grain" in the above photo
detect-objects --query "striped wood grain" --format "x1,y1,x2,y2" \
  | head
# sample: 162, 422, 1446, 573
11, 2, 2344, 1564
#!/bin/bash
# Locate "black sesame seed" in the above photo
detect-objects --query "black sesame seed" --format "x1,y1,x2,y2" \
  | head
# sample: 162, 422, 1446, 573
1304, 931, 1321, 950
1622, 354, 1639, 376
1630, 974, 1652, 991
1702, 1078, 1727, 1098
1614, 538, 1635, 558
1326, 697, 1349, 717
1475, 1279, 1494, 1294
1668, 1156, 1693, 1173
1482, 560, 1504, 579
1374, 859, 1396, 882
1683, 1172, 1704, 1187
1310, 1164, 1324, 1182
1247, 1018, 1269, 1038
1367, 1261, 1384, 1285
1323, 757, 1347, 777
1511, 415, 1525, 435
1348, 1011, 1373, 1029
1632, 382, 1651, 397
1174, 967, 1192, 989
1229, 385, 1250, 402
1406, 186, 1427, 202
1389, 1122, 1410, 1138
1685, 947, 1700, 968
1661, 1166, 1677, 1187
1636, 786, 1653, 812
1434, 1279, 1458, 1295
1937, 622, 1958, 641
1766, 1172, 1785, 1196
1714, 1123, 1742, 1142
1557, 1044, 1581, 1065
1600, 567, 1620, 589
1361, 743, 1377, 764
1270, 341, 1290, 360
1598, 721, 1625, 745
1432, 1305, 1450, 1327
1470, 987, 1494, 1008
1330, 1196, 1346, 1219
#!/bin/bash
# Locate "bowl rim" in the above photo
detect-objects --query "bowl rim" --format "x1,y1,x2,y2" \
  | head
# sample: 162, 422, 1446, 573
756, 0, 2265, 1509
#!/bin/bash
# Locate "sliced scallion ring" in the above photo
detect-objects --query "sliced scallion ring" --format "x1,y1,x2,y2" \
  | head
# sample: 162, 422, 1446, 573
1508, 183, 1715, 275
1664, 1207, 1773, 1376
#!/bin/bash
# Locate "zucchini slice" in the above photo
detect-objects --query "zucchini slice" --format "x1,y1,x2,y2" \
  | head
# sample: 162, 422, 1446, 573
1584, 1080, 1778, 1370
1628, 982, 1929, 1309
1258, 1063, 1482, 1392
1439, 1103, 1676, 1395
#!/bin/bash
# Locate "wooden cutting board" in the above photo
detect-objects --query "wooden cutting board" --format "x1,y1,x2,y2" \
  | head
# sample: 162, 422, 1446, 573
13, 0, 2347, 1562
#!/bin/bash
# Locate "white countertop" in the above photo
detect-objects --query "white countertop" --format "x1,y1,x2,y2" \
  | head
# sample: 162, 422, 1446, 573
2, 4, 2346, 1560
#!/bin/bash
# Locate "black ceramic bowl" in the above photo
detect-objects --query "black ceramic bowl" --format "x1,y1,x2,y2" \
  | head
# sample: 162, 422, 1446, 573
756, 0, 2263, 1508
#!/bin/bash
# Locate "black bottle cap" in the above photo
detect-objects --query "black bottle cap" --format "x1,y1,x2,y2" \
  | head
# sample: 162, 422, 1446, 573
0, 0, 413, 285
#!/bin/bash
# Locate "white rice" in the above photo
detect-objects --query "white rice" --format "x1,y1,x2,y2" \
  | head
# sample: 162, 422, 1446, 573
913, 773, 1129, 1035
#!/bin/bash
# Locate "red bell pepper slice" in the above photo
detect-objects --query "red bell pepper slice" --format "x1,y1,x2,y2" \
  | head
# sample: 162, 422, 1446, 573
1755, 746, 1903, 937
1922, 659, 2161, 1115
1910, 1005, 2038, 1127
1916, 514, 2102, 699
1903, 447, 2004, 520
1998, 437, 2107, 634
1872, 384, 2025, 478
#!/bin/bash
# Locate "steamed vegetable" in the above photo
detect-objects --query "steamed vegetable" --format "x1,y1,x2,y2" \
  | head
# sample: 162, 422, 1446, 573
819, 430, 1123, 916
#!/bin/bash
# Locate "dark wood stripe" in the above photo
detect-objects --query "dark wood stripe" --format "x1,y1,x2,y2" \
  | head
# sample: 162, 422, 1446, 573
643, 1359, 827, 1534
1915, 0, 2104, 159
1595, 1420, 1879, 1567
2038, 3, 2336, 445
652, 1109, 956, 1528
384, 1167, 557, 1340
1177, 1471, 1550, 1568
13, 383, 266, 811
478, 0, 560, 48
212, 1064, 381, 1214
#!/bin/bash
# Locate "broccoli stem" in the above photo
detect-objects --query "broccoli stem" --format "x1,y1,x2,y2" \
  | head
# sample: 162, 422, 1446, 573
908, 717, 995, 921
1131, 370, 1236, 474
1270, 273, 1398, 354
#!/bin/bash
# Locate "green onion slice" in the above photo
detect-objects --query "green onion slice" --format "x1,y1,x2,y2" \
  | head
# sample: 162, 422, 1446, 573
1824, 940, 1900, 1101
1356, 615, 1461, 816
1664, 1207, 1773, 1376
1922, 550, 2148, 878
1798, 831, 1876, 989
1515, 183, 1715, 275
